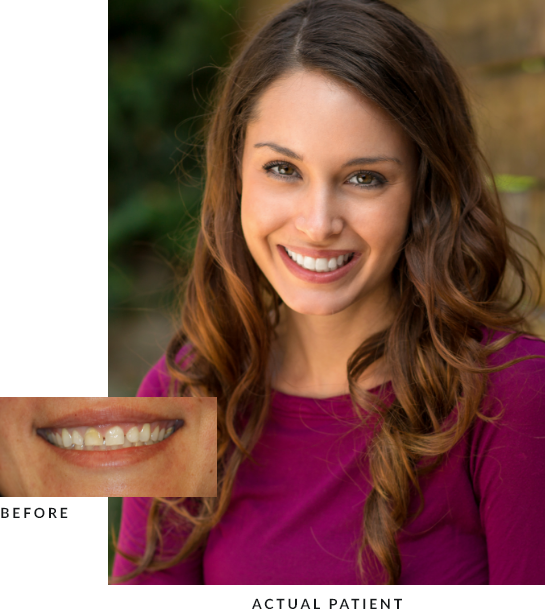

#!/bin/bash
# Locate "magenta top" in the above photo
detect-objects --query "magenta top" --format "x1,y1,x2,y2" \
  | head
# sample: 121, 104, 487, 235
114, 333, 545, 584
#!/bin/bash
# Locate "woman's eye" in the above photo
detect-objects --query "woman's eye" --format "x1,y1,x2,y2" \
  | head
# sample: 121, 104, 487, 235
267, 164, 295, 176
263, 162, 387, 189
349, 172, 382, 187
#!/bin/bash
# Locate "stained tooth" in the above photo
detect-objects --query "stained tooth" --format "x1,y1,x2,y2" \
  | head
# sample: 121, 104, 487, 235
151, 426, 160, 442
296, 253, 304, 265
61, 428, 72, 448
337, 255, 344, 266
105, 425, 124, 446
55, 433, 63, 447
47, 432, 55, 444
84, 427, 102, 447
72, 430, 83, 446
343, 253, 349, 263
328, 257, 337, 270
139, 423, 151, 442
166, 427, 173, 438
159, 428, 165, 441
126, 426, 139, 443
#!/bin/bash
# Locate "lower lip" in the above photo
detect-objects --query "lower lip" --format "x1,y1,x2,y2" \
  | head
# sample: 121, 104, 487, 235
40, 434, 177, 468
277, 246, 361, 284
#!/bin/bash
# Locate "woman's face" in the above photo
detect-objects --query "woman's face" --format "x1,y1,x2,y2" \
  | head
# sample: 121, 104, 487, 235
240, 69, 416, 317
0, 397, 217, 496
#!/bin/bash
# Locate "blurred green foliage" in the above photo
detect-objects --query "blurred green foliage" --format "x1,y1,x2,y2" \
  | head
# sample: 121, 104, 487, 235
494, 174, 542, 193
484, 173, 543, 196
109, 0, 240, 310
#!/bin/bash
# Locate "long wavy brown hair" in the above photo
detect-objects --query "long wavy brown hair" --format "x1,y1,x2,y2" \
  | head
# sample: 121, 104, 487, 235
113, 0, 544, 584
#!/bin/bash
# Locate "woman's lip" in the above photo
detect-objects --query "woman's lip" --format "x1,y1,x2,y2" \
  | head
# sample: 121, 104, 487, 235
39, 432, 177, 468
34, 407, 183, 429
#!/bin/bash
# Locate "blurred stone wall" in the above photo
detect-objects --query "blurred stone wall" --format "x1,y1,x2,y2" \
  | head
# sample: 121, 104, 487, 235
389, 0, 545, 335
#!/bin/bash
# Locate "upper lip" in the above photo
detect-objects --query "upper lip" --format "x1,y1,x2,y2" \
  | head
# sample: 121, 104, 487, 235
281, 244, 357, 258
34, 406, 183, 430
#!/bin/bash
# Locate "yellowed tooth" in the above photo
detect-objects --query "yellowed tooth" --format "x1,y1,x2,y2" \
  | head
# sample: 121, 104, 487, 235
61, 428, 72, 448
84, 427, 102, 447
151, 426, 159, 442
139, 423, 150, 442
166, 427, 173, 437
105, 425, 124, 446
158, 428, 165, 441
126, 426, 139, 443
72, 430, 83, 446
55, 433, 63, 446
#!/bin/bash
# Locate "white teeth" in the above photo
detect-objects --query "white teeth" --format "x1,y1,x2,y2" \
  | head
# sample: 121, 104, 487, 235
42, 419, 183, 450
72, 429, 83, 446
139, 423, 151, 442
105, 426, 124, 446
62, 428, 72, 448
126, 426, 140, 443
286, 248, 354, 272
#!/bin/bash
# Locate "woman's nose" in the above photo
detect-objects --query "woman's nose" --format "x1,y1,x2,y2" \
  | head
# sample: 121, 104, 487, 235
294, 186, 344, 242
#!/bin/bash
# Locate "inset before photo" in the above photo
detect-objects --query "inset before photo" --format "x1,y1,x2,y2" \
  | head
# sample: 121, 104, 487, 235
0, 397, 217, 497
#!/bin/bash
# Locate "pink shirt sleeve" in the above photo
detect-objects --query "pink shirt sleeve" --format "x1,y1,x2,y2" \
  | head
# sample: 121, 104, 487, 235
112, 497, 204, 584
469, 336, 545, 584
136, 346, 194, 397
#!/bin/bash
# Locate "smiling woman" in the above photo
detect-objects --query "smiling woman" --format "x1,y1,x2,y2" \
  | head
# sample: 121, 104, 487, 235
0, 397, 217, 497
113, 0, 545, 586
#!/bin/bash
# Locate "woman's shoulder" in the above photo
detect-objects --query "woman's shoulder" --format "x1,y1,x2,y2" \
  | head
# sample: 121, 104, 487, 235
136, 345, 193, 398
485, 330, 545, 389
478, 329, 545, 426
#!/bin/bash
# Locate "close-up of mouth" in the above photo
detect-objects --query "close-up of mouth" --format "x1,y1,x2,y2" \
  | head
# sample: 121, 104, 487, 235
32, 406, 189, 470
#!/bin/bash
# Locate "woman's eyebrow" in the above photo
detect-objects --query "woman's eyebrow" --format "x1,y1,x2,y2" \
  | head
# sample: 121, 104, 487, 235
253, 142, 401, 166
